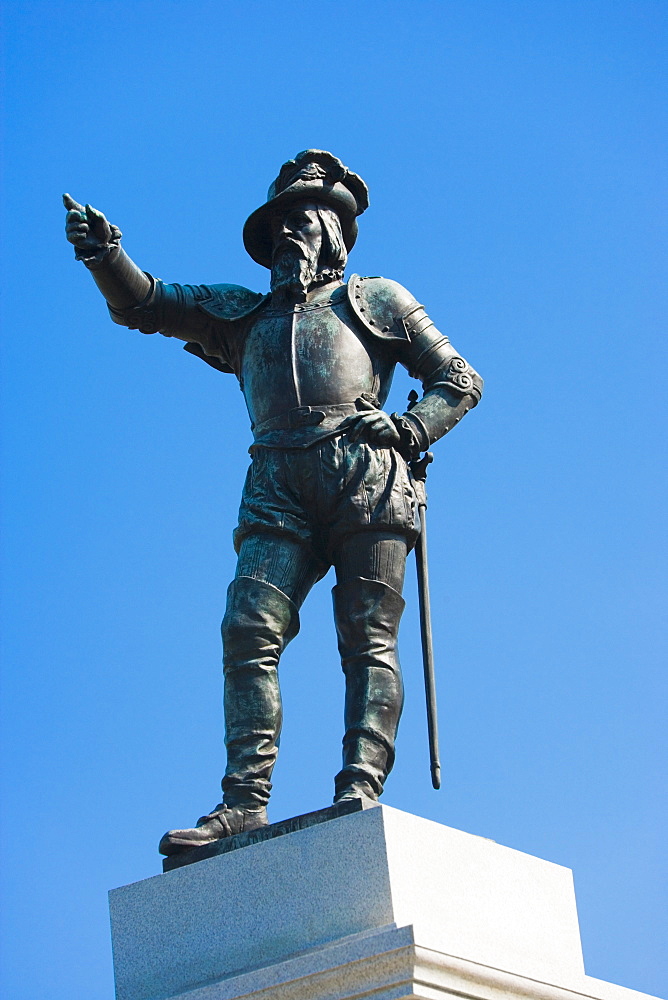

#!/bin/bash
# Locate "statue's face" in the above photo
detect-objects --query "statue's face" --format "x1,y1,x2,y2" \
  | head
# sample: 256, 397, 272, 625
269, 200, 326, 302
270, 201, 323, 260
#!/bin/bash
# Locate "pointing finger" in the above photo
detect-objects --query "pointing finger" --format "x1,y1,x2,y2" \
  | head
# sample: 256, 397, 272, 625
86, 203, 112, 240
85, 203, 107, 226
63, 193, 85, 212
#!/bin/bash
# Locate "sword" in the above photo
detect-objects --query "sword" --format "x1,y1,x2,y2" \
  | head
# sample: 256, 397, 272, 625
407, 393, 441, 789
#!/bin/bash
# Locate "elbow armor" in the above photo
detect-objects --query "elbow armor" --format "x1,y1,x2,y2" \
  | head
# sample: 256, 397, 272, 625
403, 309, 483, 448
400, 302, 483, 403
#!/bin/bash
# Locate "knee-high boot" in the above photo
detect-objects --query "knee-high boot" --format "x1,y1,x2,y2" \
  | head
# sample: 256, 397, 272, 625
332, 577, 405, 803
159, 576, 299, 856
221, 575, 300, 808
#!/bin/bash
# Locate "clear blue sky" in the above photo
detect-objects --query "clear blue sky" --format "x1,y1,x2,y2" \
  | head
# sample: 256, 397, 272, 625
1, 1, 666, 997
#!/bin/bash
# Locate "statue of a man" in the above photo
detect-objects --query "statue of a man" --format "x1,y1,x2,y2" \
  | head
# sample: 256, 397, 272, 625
64, 150, 482, 856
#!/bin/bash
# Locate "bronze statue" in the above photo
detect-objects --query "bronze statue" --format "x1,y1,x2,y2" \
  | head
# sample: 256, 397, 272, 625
63, 150, 483, 856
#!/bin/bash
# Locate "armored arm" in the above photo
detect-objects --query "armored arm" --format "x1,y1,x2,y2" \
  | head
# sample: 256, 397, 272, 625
62, 194, 216, 343
63, 195, 152, 311
346, 276, 482, 460
63, 194, 205, 340
63, 195, 264, 370
391, 300, 483, 460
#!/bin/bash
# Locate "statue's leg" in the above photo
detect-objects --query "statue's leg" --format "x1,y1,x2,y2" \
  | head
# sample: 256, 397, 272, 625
160, 532, 324, 856
220, 573, 299, 812
331, 532, 408, 804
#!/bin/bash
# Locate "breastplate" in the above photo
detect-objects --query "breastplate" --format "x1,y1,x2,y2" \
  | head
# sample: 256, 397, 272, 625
241, 288, 382, 428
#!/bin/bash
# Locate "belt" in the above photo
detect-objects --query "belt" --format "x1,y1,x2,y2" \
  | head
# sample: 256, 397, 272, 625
252, 397, 378, 436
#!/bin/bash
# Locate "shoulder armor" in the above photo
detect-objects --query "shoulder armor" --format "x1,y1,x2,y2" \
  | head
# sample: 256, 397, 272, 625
195, 283, 267, 321
182, 283, 265, 375
347, 274, 421, 344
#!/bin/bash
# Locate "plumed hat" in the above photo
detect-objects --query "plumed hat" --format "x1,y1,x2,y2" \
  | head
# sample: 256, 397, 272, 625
243, 150, 369, 268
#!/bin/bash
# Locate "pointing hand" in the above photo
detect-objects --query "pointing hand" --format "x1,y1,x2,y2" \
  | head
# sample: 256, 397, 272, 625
63, 193, 121, 258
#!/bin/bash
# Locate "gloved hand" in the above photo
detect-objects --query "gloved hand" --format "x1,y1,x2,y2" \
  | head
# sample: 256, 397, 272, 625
63, 193, 122, 262
340, 407, 402, 449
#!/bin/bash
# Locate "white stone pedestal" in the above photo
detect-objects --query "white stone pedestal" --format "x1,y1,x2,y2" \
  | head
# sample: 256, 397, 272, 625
109, 804, 661, 1000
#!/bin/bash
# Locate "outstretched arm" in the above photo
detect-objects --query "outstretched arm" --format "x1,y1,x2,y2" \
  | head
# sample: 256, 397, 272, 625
63, 194, 244, 367
63, 194, 152, 310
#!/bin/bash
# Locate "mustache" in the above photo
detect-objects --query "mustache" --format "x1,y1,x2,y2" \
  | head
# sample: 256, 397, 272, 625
272, 237, 308, 261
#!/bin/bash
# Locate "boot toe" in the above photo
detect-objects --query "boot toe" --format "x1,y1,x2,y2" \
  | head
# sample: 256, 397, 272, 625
158, 806, 268, 856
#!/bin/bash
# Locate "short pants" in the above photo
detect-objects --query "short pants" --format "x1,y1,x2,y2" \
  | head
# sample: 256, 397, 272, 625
233, 435, 419, 562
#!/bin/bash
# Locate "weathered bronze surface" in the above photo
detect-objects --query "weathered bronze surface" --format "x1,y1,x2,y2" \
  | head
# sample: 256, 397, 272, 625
64, 150, 482, 857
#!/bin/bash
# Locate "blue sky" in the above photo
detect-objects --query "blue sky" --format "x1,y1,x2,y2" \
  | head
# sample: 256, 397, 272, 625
1, 1, 666, 997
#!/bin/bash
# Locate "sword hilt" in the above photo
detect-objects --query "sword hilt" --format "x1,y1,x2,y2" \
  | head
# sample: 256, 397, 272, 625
410, 451, 433, 487
407, 391, 434, 488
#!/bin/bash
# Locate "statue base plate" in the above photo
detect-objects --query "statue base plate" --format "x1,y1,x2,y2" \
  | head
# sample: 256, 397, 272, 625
162, 798, 372, 872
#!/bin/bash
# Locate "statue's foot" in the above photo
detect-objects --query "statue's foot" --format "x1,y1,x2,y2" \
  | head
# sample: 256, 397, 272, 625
159, 804, 268, 856
334, 781, 379, 808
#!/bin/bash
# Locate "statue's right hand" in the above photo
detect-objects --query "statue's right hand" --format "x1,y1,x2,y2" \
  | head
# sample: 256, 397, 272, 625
63, 193, 121, 256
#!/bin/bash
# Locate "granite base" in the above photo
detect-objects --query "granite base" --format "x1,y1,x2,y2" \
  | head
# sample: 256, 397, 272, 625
109, 804, 662, 1000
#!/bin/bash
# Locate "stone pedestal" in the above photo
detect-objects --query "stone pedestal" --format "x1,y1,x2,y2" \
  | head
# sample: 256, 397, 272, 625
109, 804, 661, 1000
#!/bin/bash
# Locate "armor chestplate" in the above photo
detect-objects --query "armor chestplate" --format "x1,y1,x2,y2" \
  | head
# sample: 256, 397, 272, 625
241, 286, 394, 448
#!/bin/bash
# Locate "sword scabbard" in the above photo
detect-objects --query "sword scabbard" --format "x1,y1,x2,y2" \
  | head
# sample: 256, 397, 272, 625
410, 451, 441, 790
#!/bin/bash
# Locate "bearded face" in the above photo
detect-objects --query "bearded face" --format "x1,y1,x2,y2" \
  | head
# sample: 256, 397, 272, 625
270, 202, 347, 303
270, 243, 318, 303
270, 204, 322, 303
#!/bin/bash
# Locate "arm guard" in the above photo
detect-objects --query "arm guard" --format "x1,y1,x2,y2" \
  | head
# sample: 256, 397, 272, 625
347, 275, 483, 458
82, 243, 152, 312
80, 243, 215, 343
77, 240, 265, 373
396, 301, 483, 455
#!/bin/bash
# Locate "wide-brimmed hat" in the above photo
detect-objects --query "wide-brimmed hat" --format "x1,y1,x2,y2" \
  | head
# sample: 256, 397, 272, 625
243, 149, 369, 268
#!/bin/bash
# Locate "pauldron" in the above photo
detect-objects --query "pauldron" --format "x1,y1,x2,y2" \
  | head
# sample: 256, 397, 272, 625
346, 274, 483, 403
